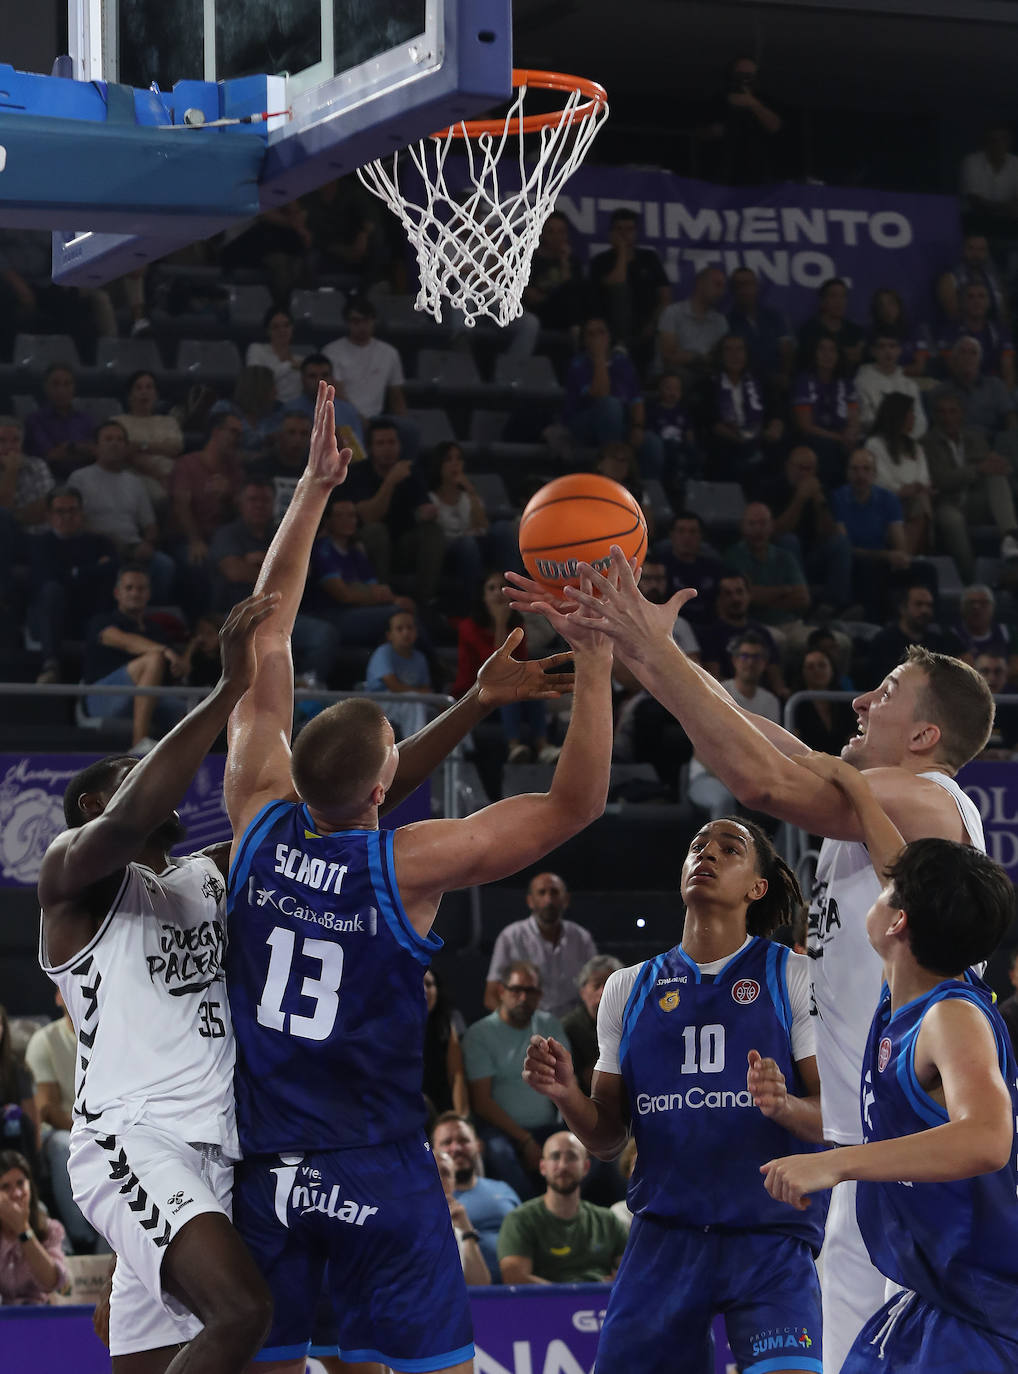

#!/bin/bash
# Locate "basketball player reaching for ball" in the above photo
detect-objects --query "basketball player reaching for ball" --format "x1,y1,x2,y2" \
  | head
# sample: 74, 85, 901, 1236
763, 751, 1018, 1374
507, 548, 993, 1373
524, 817, 827, 1374
222, 382, 615, 1374
37, 593, 281, 1374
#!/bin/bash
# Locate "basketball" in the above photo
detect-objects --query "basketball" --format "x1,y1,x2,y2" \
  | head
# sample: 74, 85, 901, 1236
518, 473, 648, 592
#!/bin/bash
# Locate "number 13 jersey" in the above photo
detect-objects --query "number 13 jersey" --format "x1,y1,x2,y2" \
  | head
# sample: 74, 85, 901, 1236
226, 800, 441, 1156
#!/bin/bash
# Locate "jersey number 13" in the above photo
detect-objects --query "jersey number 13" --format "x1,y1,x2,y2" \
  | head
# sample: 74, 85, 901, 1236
256, 926, 344, 1042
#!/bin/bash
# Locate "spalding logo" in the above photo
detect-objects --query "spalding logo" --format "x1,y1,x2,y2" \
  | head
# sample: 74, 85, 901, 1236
658, 990, 680, 1012
732, 978, 760, 1005
877, 1036, 893, 1073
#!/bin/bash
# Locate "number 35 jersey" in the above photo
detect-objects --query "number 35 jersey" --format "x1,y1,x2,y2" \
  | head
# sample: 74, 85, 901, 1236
40, 854, 238, 1155
226, 801, 441, 1157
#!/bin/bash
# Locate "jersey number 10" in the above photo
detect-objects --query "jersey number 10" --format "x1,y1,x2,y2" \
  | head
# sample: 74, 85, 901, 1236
256, 926, 344, 1042
680, 1023, 725, 1074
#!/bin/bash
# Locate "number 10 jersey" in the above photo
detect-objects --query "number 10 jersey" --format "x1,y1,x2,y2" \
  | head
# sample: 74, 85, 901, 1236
226, 800, 442, 1157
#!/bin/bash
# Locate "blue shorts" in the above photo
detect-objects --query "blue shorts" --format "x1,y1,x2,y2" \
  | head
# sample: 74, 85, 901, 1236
842, 1290, 1018, 1374
233, 1133, 474, 1369
595, 1217, 822, 1374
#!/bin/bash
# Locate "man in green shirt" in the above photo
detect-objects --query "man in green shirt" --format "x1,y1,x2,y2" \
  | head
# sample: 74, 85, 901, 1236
497, 1132, 629, 1284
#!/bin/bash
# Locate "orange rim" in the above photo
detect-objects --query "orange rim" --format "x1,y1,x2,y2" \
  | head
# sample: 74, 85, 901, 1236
432, 68, 607, 140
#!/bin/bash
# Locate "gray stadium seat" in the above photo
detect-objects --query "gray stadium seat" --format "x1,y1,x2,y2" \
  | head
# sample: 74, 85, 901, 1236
13, 333, 81, 374
227, 283, 274, 328
684, 479, 746, 531
175, 338, 243, 381
290, 288, 345, 333
95, 335, 165, 382
493, 354, 562, 395
470, 472, 517, 521
12, 394, 37, 419
416, 349, 483, 388
405, 407, 456, 449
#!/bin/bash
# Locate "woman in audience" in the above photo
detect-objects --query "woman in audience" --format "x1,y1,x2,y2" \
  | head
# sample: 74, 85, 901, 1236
427, 441, 499, 595
451, 573, 560, 766
112, 370, 185, 508
0, 1006, 38, 1170
790, 646, 856, 755
224, 365, 282, 454
865, 391, 933, 554
865, 287, 930, 377
244, 306, 304, 404
791, 335, 860, 484
0, 1150, 69, 1303
423, 967, 469, 1119
703, 333, 784, 482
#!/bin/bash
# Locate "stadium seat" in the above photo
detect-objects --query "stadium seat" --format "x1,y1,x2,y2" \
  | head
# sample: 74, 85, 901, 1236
290, 288, 346, 335
642, 477, 675, 531
12, 394, 37, 419
227, 283, 274, 328
684, 479, 746, 532
416, 349, 483, 388
493, 354, 562, 396
470, 472, 517, 521
174, 339, 243, 388
405, 407, 456, 449
76, 395, 121, 424
95, 336, 165, 382
12, 333, 81, 375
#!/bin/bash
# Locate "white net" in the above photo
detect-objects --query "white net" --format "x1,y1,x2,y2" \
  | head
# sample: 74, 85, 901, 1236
357, 78, 608, 328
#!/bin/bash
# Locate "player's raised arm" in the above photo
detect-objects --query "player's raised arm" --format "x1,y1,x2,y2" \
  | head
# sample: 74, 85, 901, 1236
393, 574, 614, 927
39, 593, 278, 908
762, 996, 1015, 1210
793, 750, 906, 881
225, 382, 351, 838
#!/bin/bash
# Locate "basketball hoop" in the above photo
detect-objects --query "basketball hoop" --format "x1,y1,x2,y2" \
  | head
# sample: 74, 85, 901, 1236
357, 69, 608, 328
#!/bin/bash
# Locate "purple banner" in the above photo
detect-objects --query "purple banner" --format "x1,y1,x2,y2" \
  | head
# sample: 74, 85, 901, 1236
552, 167, 961, 328
0, 753, 429, 888
958, 759, 1018, 879
1, 1290, 738, 1374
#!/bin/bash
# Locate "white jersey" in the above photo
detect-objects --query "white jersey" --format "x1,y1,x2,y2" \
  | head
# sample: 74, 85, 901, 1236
41, 855, 239, 1157
808, 771, 984, 1144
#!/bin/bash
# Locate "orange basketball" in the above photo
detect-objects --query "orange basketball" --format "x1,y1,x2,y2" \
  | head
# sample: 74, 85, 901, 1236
518, 473, 648, 592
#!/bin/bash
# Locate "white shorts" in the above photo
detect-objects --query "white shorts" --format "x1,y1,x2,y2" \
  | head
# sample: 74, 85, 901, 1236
69, 1123, 233, 1357
819, 1178, 892, 1374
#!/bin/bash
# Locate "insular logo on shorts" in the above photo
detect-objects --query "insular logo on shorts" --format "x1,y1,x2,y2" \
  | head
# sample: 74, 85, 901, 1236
658, 990, 680, 1012
269, 1161, 380, 1230
877, 1036, 893, 1072
731, 978, 760, 1005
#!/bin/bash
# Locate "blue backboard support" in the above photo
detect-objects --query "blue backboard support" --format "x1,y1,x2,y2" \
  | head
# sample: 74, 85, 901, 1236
30, 0, 512, 284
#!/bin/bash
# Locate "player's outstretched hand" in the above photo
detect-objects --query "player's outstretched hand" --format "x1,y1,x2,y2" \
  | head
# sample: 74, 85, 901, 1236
747, 1049, 788, 1120
503, 556, 643, 620
761, 1152, 843, 1211
523, 1034, 577, 1102
561, 546, 697, 665
218, 591, 281, 696
475, 627, 575, 708
308, 380, 354, 490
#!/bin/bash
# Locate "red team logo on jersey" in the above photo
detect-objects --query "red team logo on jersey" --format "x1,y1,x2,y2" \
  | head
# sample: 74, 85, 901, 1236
877, 1036, 893, 1072
732, 978, 760, 1005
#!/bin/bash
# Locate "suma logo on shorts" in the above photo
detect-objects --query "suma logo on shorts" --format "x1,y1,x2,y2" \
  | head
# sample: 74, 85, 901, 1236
877, 1036, 893, 1072
732, 978, 760, 1005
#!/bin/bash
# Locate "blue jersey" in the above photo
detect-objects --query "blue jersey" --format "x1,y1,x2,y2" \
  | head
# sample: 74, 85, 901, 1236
619, 937, 826, 1250
856, 977, 1018, 1340
226, 801, 441, 1156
